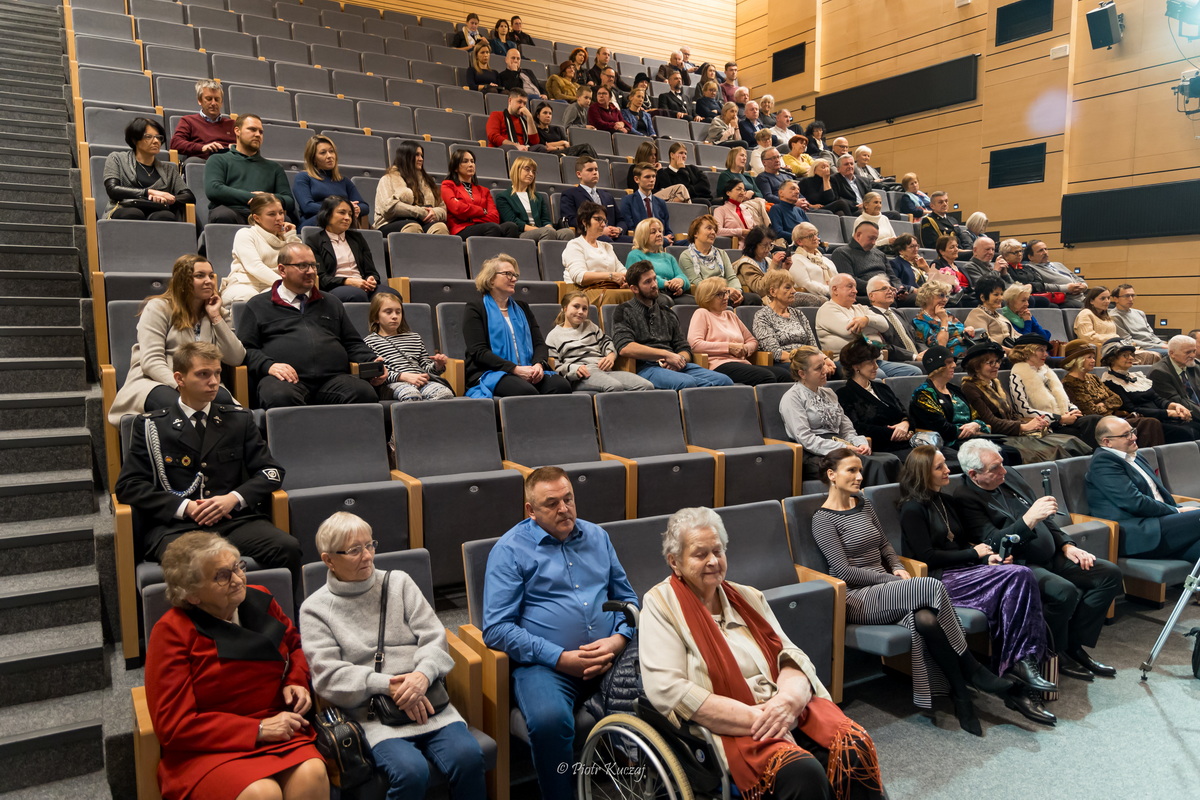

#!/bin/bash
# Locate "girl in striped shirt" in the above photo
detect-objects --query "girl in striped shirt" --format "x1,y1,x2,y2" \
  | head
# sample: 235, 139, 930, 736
365, 294, 454, 401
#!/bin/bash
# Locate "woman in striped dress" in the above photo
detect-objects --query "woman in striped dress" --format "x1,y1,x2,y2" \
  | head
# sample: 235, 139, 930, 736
812, 448, 1013, 736
364, 294, 454, 401
544, 291, 652, 393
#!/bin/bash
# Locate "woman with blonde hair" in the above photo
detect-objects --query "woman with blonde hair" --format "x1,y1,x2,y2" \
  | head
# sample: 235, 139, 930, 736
621, 88, 657, 137
546, 291, 653, 392
495, 157, 574, 241
626, 217, 693, 303
108, 254, 243, 424
221, 193, 300, 303
468, 40, 499, 92
688, 277, 788, 384
1008, 334, 1101, 446
704, 102, 749, 148
294, 134, 368, 228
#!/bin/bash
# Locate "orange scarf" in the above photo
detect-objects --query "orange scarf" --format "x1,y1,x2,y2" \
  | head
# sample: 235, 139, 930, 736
669, 575, 880, 800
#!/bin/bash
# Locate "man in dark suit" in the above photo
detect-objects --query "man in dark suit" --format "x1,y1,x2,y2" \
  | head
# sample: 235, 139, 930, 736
955, 438, 1121, 681
737, 100, 766, 143
115, 341, 300, 581
656, 71, 697, 120
920, 191, 963, 248
617, 163, 675, 239
558, 155, 626, 240
1086, 416, 1200, 561
831, 154, 871, 215
865, 275, 922, 361
1150, 335, 1200, 417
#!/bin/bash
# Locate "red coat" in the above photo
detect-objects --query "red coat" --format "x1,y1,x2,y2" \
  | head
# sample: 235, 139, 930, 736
145, 587, 320, 800
440, 178, 500, 235
485, 110, 540, 148
587, 102, 625, 132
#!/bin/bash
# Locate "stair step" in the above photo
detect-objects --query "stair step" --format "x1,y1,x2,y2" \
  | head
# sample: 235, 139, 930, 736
0, 298, 80, 326
0, 622, 108, 708
0, 270, 82, 298
0, 131, 72, 154
0, 62, 65, 84
0, 391, 88, 431
0, 357, 86, 395
0, 468, 94, 522
0, 43, 63, 62
0, 38, 63, 59
0, 244, 79, 271
0, 77, 64, 101
0, 91, 65, 112
0, 718, 104, 794
0, 101, 67, 123
0, 0, 61, 19
0, 180, 74, 205
0, 327, 84, 358
0, 770, 113, 799
0, 199, 74, 225
0, 20, 63, 44
0, 146, 72, 170
0, 163, 70, 187
0, 564, 101, 633
0, 425, 90, 473
0, 515, 94, 576
0, 222, 75, 246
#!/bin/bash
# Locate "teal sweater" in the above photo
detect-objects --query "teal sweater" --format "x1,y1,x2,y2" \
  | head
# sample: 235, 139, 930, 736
204, 146, 294, 212
626, 249, 690, 291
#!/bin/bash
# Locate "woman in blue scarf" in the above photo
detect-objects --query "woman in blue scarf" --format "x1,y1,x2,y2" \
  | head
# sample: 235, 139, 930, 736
463, 254, 572, 398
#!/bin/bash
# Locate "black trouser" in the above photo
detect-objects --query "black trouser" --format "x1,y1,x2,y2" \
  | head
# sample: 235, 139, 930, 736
256, 373, 378, 409
489, 373, 572, 397
110, 206, 180, 222
714, 362, 790, 386
1027, 553, 1122, 651
327, 283, 402, 304
1143, 512, 1200, 562
456, 221, 521, 239
145, 384, 235, 412
208, 205, 249, 225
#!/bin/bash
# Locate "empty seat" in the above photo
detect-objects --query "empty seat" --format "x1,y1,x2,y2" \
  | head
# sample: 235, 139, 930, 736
239, 14, 290, 39
226, 85, 295, 124
413, 108, 471, 141
382, 9, 418, 25
290, 22, 339, 48
465, 236, 537, 280
666, 202, 706, 239
342, 2, 381, 18
695, 143, 731, 167
293, 94, 356, 131
274, 63, 331, 95
339, 30, 386, 54
211, 53, 273, 86
78, 67, 154, 111
409, 61, 458, 86
259, 123, 312, 163
385, 37, 427, 61
568, 126, 614, 156
1031, 308, 1067, 341
361, 53, 410, 80
427, 44, 468, 68
437, 86, 486, 116
76, 35, 143, 71
274, 2, 320, 25
142, 44, 208, 79
183, 4, 240, 31
359, 101, 414, 136
319, 130, 385, 171
407, 278, 478, 307
228, 0, 272, 14
386, 79, 439, 108
1156, 442, 1200, 497
71, 0, 126, 12
320, 9, 362, 31
331, 70, 386, 102
310, 44, 361, 73
197, 28, 256, 57
199, 223, 241, 277
71, 8, 135, 40
522, 45, 554, 64
386, 232, 466, 278
254, 35, 310, 64
404, 25, 445, 47
809, 213, 846, 247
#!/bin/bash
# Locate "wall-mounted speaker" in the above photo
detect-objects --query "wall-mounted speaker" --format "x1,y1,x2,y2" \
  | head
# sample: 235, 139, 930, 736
1086, 2, 1123, 49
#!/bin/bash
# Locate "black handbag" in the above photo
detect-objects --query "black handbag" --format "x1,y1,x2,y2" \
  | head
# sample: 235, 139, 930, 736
366, 571, 451, 725
311, 700, 374, 789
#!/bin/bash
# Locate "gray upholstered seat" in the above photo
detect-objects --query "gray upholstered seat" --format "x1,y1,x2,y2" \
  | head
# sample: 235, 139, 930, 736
96, 220, 197, 273
386, 232, 466, 279
211, 53, 272, 86
76, 34, 142, 71
465, 237, 537, 279
255, 35, 310, 65
197, 28, 257, 57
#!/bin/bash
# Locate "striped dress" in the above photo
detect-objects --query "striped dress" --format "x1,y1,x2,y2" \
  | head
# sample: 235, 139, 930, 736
812, 499, 967, 709
364, 331, 453, 401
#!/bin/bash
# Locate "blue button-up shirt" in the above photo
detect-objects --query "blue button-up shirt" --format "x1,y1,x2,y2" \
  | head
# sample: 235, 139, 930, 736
482, 517, 638, 669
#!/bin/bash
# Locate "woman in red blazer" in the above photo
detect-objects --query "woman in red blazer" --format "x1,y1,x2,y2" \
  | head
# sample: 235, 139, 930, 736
439, 149, 521, 239
145, 532, 326, 800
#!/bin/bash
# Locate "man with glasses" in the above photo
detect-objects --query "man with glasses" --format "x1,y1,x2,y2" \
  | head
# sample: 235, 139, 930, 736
1087, 415, 1200, 563
204, 113, 294, 225
816, 274, 921, 377
865, 275, 924, 364
830, 220, 914, 305
1110, 283, 1169, 356
754, 147, 798, 204
116, 341, 300, 589
1150, 335, 1200, 418
236, 242, 387, 408
956, 438, 1121, 681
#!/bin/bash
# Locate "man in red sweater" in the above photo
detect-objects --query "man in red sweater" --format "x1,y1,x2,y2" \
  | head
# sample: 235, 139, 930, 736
485, 90, 545, 152
169, 80, 235, 163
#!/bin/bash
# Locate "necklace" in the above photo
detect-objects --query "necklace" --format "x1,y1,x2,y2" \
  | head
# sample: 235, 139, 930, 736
932, 494, 953, 541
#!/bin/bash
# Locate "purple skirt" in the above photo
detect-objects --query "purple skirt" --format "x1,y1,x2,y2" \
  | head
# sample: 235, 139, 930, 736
940, 564, 1046, 675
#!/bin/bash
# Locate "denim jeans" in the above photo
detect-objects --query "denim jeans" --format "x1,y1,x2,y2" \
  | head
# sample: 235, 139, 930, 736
636, 361, 736, 389
877, 359, 923, 377
371, 721, 486, 800
512, 664, 601, 800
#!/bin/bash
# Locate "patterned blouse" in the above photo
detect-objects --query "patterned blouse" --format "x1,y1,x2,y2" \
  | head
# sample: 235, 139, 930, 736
913, 312, 974, 357
751, 306, 818, 362
909, 381, 989, 445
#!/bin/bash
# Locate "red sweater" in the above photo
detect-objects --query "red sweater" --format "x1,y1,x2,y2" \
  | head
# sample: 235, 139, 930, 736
440, 179, 499, 234
485, 110, 540, 148
587, 102, 625, 133
169, 114, 236, 159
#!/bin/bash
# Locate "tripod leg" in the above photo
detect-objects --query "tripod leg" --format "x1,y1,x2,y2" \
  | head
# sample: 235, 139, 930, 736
1141, 557, 1200, 679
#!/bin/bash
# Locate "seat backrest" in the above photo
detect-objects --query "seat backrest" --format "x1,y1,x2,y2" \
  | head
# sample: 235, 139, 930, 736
106, 300, 141, 380
1011, 461, 1071, 515
197, 28, 257, 57
310, 43, 361, 73
434, 301, 467, 358
1155, 441, 1200, 496
322, 8, 363, 31
360, 102, 414, 136
97, 220, 197, 274
265, 404, 391, 490
462, 537, 499, 628
568, 126, 614, 156
184, 4, 239, 31
228, 0, 272, 15
886, 375, 928, 408
330, 70, 386, 101
290, 21, 339, 47
361, 53, 411, 81
499, 395, 602, 465
275, 2, 321, 25
410, 61, 459, 86
144, 568, 293, 636
385, 37, 427, 61
666, 202, 705, 238
320, 130, 385, 173
340, 30, 387, 54
302, 548, 434, 602
537, 239, 570, 282
260, 123, 312, 163
465, 236, 538, 279
78, 66, 153, 108
293, 93, 354, 129
72, 8, 135, 40
437, 85, 486, 116
386, 79, 439, 109
861, 483, 905, 555
595, 390, 688, 458
1031, 308, 1066, 341
414, 108, 471, 141
392, 397, 505, 477
239, 13, 290, 39
211, 53, 273, 86
604, 513, 673, 598
782, 494, 833, 573
755, 382, 792, 441
719, 501, 802, 590
387, 232, 465, 279
256, 35, 311, 65
227, 85, 295, 124
405, 24, 446, 46
1054, 455, 1095, 515
680, 385, 763, 449
76, 34, 142, 70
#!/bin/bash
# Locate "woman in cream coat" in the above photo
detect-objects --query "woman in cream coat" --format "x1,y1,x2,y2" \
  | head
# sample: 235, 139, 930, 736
220, 194, 300, 304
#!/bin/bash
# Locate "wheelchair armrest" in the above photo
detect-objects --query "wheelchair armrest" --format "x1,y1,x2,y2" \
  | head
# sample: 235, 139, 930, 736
391, 470, 424, 548
132, 686, 162, 800
445, 628, 483, 730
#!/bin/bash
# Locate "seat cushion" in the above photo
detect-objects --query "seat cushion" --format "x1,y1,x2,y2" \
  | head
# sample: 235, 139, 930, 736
1118, 557, 1192, 585
955, 607, 988, 635
844, 623, 911, 657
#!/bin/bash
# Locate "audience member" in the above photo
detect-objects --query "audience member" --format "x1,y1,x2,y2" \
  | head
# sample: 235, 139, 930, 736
719, 61, 739, 103
497, 50, 546, 100
237, 242, 385, 408
617, 164, 675, 240
546, 291, 653, 393
919, 191, 962, 248
803, 120, 829, 159
567, 47, 589, 78
496, 157, 575, 242
640, 506, 885, 800
560, 85, 594, 129
220, 193, 301, 304
854, 145, 885, 188
829, 137, 852, 162
487, 90, 544, 150
679, 215, 746, 306
1002, 283, 1055, 339
364, 294, 453, 402
1061, 340, 1164, 446
300, 514, 483, 796
559, 156, 622, 237
995, 238, 1070, 308
115, 343, 299, 576
887, 233, 925, 292
1023, 239, 1087, 307
782, 134, 813, 176
1110, 284, 1168, 356
896, 172, 931, 220
1099, 338, 1200, 440
546, 61, 581, 101
451, 12, 486, 49
204, 114, 293, 225
1074, 286, 1159, 364
693, 63, 718, 99
108, 255, 242, 425
835, 340, 916, 455
909, 346, 998, 451
715, 146, 764, 202
1149, 334, 1200, 420
732, 227, 813, 306
713, 180, 769, 239
960, 236, 1009, 290
704, 102, 749, 148
817, 274, 921, 376
598, 67, 628, 107
144, 533, 322, 800
169, 80, 235, 162
764, 109, 793, 147
441, 149, 521, 239
911, 281, 975, 358
587, 85, 628, 133
294, 135, 368, 229
468, 41, 500, 91
767, 179, 810, 235
563, 201, 633, 306
656, 142, 713, 205
679, 47, 698, 73
1007, 334, 1100, 446
464, 255, 570, 398
610, 260, 734, 389
304, 196, 397, 304
799, 159, 852, 215
965, 276, 1019, 347
929, 235, 972, 304
853, 192, 897, 246
621, 88, 657, 136
790, 221, 837, 299
103, 117, 192, 221
831, 154, 870, 216
753, 271, 835, 374
693, 79, 721, 122
688, 277, 788, 384
737, 100, 766, 145
747, 129, 776, 174
865, 275, 924, 363
373, 141, 450, 236
831, 220, 912, 300
959, 342, 1091, 462
506, 15, 534, 47
488, 18, 517, 53
483, 467, 637, 800
652, 72, 691, 121
753, 147, 797, 203
655, 50, 691, 84
627, 218, 693, 303
962, 211, 989, 247
956, 438, 1121, 681
587, 47, 630, 90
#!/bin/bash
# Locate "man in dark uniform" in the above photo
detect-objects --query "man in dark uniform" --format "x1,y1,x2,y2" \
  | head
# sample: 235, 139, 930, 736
115, 341, 300, 584
955, 438, 1121, 684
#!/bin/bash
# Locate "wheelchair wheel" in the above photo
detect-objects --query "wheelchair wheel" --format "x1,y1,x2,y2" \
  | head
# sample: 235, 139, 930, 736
577, 713, 696, 800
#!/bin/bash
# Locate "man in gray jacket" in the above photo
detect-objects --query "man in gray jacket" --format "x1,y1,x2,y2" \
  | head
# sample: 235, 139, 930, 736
830, 220, 914, 306
1111, 283, 1168, 356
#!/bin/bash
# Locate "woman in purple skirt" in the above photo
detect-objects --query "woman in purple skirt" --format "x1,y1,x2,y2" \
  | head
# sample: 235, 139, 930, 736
898, 445, 1059, 727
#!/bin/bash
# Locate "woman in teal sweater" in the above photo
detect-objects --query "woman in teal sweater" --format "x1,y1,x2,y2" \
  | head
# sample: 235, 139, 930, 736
626, 218, 695, 304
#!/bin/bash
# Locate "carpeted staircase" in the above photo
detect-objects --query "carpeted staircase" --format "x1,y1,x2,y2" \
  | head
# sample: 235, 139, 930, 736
0, 0, 127, 795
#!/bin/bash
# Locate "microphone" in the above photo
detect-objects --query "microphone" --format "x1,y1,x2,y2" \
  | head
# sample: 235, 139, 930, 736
1041, 468, 1069, 517
997, 533, 1022, 561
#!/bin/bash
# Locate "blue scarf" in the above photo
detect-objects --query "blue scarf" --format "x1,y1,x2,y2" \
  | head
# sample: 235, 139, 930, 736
467, 294, 555, 398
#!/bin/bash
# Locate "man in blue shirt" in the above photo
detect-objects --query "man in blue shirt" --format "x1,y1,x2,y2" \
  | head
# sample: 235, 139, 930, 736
768, 178, 809, 236
483, 466, 638, 800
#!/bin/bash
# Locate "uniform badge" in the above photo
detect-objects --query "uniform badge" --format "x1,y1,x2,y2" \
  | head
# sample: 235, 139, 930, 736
212, 415, 222, 425
262, 468, 281, 482
165, 456, 173, 463
171, 418, 184, 429
181, 456, 192, 466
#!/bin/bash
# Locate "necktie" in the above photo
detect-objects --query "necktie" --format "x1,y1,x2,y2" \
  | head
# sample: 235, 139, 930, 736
1183, 370, 1200, 405
888, 309, 918, 353
297, 294, 307, 314
192, 411, 206, 440
644, 196, 653, 220
588, 187, 600, 204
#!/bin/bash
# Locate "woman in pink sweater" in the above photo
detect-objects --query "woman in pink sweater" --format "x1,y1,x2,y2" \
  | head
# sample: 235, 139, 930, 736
687, 277, 793, 385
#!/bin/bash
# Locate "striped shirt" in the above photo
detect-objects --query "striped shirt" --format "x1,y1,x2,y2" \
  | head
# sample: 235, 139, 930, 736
364, 331, 442, 376
544, 321, 615, 380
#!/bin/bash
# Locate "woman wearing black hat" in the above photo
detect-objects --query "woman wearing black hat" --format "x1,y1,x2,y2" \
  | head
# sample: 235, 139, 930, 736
908, 347, 1018, 460
1061, 338, 1165, 445
959, 341, 1092, 462
1008, 334, 1101, 447
1092, 339, 1200, 442
835, 340, 916, 456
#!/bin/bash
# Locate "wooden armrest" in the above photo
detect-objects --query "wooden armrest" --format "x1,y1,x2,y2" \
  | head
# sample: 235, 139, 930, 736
764, 438, 803, 495
614, 356, 636, 373
443, 358, 465, 397
185, 203, 195, 224
555, 281, 574, 302
389, 276, 410, 301
132, 686, 162, 800
349, 361, 359, 375
391, 469, 424, 548
897, 556, 927, 577
113, 497, 141, 665
91, 269, 109, 363
501, 460, 533, 477
751, 351, 772, 366
685, 444, 725, 507
792, 564, 846, 702
270, 489, 289, 533
1173, 494, 1200, 504
445, 629, 483, 729
692, 352, 709, 368
600, 452, 638, 519
101, 365, 121, 490
232, 366, 249, 409
458, 624, 510, 800
1069, 513, 1119, 562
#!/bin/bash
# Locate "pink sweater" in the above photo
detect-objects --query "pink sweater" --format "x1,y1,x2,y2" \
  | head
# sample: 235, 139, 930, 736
687, 308, 758, 368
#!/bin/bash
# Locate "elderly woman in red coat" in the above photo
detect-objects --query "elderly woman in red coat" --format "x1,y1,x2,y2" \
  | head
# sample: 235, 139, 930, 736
145, 532, 328, 800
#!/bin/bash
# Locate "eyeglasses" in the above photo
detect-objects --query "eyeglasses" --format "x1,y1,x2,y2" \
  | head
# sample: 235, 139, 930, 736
141, 134, 166, 142
282, 262, 318, 271
213, 560, 247, 587
868, 287, 896, 295
495, 270, 519, 280
1105, 430, 1137, 440
335, 540, 379, 558
716, 290, 731, 298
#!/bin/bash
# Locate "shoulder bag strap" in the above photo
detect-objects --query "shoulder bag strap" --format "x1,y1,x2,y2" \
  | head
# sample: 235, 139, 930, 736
374, 570, 391, 674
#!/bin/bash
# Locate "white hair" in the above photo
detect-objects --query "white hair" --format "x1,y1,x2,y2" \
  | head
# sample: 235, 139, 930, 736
1169, 334, 1196, 352
853, 145, 872, 156
830, 273, 856, 290
972, 236, 994, 254
662, 507, 727, 561
865, 275, 892, 293
957, 439, 1003, 473
793, 222, 817, 241
315, 511, 371, 555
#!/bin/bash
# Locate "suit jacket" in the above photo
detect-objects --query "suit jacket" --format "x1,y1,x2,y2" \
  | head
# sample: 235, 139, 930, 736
1149, 359, 1200, 416
961, 256, 1012, 290
560, 184, 619, 230
303, 228, 383, 293
887, 256, 917, 288
495, 188, 553, 228
952, 470, 1070, 567
1085, 448, 1177, 556
618, 191, 673, 237
738, 116, 765, 144
115, 403, 284, 555
830, 172, 870, 210
920, 212, 961, 248
656, 90, 693, 118
869, 304, 920, 361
